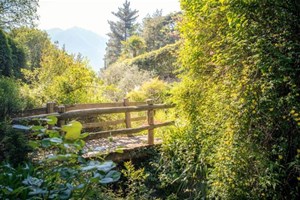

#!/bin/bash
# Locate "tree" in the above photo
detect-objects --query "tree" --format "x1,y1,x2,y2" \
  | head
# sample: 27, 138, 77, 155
0, 29, 13, 76
142, 11, 181, 51
121, 35, 146, 58
100, 63, 152, 101
104, 0, 139, 67
7, 36, 26, 78
164, 0, 300, 199
0, 0, 39, 30
23, 42, 106, 106
10, 28, 51, 70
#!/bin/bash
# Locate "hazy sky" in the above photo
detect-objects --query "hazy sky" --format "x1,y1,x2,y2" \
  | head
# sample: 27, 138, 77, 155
38, 0, 181, 36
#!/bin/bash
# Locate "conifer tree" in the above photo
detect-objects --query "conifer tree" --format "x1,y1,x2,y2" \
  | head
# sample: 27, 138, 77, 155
104, 0, 139, 67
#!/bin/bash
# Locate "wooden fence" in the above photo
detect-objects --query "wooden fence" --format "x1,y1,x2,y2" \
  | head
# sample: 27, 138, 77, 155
12, 99, 174, 145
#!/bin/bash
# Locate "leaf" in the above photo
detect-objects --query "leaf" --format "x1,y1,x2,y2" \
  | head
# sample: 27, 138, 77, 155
79, 132, 89, 139
12, 124, 31, 131
31, 125, 45, 131
46, 116, 58, 125
28, 141, 39, 149
49, 137, 63, 144
115, 147, 124, 153
105, 170, 121, 182
62, 121, 82, 140
99, 177, 114, 184
41, 139, 51, 148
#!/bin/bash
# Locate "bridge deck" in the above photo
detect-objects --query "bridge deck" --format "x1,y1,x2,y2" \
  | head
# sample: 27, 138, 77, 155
84, 135, 162, 161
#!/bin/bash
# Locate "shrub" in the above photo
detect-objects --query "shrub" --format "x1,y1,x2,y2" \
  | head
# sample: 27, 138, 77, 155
127, 78, 169, 103
0, 77, 24, 120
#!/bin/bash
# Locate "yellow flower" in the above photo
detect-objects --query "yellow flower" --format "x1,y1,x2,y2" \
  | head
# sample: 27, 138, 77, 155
293, 113, 299, 117
290, 110, 295, 114
278, 155, 283, 160
297, 177, 300, 181
297, 149, 300, 154
269, 108, 274, 111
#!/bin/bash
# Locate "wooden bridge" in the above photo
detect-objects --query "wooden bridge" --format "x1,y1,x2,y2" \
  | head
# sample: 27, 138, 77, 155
12, 99, 175, 161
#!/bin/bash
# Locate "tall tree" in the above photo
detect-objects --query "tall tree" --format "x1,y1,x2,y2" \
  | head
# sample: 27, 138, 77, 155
0, 0, 39, 30
0, 29, 13, 76
142, 11, 180, 51
104, 0, 139, 67
10, 28, 51, 70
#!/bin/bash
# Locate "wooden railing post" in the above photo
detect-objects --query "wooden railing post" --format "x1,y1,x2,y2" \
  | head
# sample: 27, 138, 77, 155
46, 102, 56, 129
46, 102, 56, 114
123, 98, 131, 128
58, 105, 66, 127
147, 99, 154, 145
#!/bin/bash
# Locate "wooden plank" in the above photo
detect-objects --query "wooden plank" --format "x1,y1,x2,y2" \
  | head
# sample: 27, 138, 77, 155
147, 99, 154, 145
83, 116, 146, 129
12, 107, 46, 117
60, 104, 175, 119
123, 98, 131, 128
128, 102, 146, 106
12, 112, 60, 123
65, 103, 123, 111
85, 121, 174, 140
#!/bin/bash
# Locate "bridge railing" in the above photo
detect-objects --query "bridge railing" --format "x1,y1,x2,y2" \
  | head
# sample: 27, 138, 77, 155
12, 99, 175, 145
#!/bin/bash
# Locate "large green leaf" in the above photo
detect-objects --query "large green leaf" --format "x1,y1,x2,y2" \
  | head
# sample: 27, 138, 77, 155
46, 116, 58, 125
62, 121, 82, 140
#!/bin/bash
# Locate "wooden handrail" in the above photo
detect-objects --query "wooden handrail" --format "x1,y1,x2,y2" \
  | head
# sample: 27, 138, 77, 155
85, 121, 174, 140
12, 99, 175, 145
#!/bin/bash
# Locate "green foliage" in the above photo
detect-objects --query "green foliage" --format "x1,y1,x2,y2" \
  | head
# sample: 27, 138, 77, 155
0, 122, 31, 166
121, 161, 153, 200
0, 29, 26, 78
100, 63, 152, 101
0, 0, 39, 30
7, 36, 26, 78
158, 0, 300, 199
121, 35, 146, 59
0, 29, 13, 76
0, 118, 121, 199
10, 28, 51, 70
122, 42, 180, 80
22, 42, 107, 106
127, 78, 169, 103
105, 0, 139, 67
0, 77, 24, 120
142, 11, 181, 52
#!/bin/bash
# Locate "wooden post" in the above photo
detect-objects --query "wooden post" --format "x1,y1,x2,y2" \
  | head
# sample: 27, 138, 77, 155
46, 102, 56, 129
147, 99, 154, 145
123, 98, 131, 128
58, 105, 66, 127
46, 102, 56, 114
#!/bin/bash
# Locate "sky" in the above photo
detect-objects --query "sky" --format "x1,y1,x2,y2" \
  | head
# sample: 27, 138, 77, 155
38, 0, 181, 37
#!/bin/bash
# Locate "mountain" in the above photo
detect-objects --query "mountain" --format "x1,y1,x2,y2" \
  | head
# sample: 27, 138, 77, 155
46, 27, 107, 72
